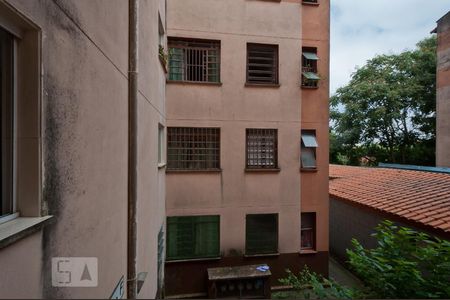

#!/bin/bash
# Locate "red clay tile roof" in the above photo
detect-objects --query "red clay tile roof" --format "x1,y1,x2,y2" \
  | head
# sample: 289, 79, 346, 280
329, 164, 450, 234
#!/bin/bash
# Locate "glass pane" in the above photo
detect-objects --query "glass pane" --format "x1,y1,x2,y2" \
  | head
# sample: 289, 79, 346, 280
301, 132, 318, 147
301, 147, 316, 169
302, 52, 319, 60
0, 28, 14, 217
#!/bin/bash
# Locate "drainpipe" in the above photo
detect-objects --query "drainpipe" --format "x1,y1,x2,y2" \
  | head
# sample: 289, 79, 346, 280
128, 0, 139, 298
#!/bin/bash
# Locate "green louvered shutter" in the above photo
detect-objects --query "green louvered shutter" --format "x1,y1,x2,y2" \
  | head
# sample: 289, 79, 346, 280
167, 216, 220, 260
246, 214, 278, 255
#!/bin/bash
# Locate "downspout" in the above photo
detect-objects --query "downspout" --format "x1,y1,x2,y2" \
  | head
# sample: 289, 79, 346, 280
128, 0, 139, 298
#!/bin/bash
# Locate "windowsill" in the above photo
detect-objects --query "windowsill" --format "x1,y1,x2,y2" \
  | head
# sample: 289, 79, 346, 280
0, 216, 53, 250
245, 83, 280, 88
299, 249, 317, 255
244, 252, 280, 258
301, 167, 318, 173
245, 168, 281, 173
166, 169, 222, 174
158, 163, 166, 169
166, 80, 222, 86
302, 2, 319, 6
301, 85, 319, 89
166, 256, 221, 263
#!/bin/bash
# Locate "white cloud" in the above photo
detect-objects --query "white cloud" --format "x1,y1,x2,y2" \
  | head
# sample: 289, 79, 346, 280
330, 0, 450, 95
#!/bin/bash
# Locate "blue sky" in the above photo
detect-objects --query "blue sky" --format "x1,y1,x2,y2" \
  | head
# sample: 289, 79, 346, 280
330, 0, 450, 95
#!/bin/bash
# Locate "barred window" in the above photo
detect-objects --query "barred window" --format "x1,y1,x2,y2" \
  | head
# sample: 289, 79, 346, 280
166, 215, 220, 260
246, 214, 278, 255
247, 43, 278, 85
246, 129, 278, 169
168, 38, 220, 83
167, 127, 220, 170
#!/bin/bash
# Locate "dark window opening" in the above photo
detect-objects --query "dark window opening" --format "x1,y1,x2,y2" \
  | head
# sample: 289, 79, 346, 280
301, 130, 318, 169
168, 38, 220, 83
167, 127, 220, 170
0, 28, 14, 217
302, 0, 318, 4
246, 129, 278, 169
247, 43, 278, 85
302, 47, 320, 88
246, 214, 278, 255
301, 212, 316, 250
166, 215, 220, 260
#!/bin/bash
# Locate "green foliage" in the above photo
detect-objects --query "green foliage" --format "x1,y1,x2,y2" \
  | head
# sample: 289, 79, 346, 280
347, 220, 450, 299
277, 266, 357, 299
330, 36, 437, 166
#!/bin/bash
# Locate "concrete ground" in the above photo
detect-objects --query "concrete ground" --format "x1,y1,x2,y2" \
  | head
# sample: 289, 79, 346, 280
328, 257, 364, 289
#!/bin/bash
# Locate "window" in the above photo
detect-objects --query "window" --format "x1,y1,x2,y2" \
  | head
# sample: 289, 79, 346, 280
246, 129, 278, 169
168, 38, 220, 83
301, 130, 318, 169
247, 43, 278, 85
301, 47, 320, 88
1, 28, 14, 218
158, 124, 165, 166
166, 215, 220, 260
167, 127, 220, 170
301, 213, 316, 250
302, 0, 318, 4
246, 214, 278, 255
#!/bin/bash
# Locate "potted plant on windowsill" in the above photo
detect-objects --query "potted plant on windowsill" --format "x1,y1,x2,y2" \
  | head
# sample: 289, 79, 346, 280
159, 45, 168, 73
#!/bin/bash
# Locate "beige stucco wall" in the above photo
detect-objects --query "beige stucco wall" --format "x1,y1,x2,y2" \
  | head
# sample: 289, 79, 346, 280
0, 232, 43, 299
0, 0, 166, 298
436, 12, 450, 168
166, 0, 303, 255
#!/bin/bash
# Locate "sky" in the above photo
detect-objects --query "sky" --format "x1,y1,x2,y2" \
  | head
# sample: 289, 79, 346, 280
330, 0, 450, 95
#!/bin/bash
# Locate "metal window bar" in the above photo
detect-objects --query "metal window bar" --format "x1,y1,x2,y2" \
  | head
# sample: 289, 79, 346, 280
247, 44, 278, 84
168, 39, 220, 83
167, 127, 220, 170
246, 129, 278, 169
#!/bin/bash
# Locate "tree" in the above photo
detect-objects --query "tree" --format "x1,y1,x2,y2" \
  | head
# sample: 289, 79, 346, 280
347, 220, 450, 299
276, 266, 358, 299
330, 36, 437, 166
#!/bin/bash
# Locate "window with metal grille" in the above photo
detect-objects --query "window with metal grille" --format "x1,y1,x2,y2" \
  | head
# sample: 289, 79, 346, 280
301, 130, 318, 169
246, 214, 278, 255
1, 28, 14, 218
302, 47, 320, 88
168, 38, 220, 83
166, 215, 220, 260
246, 129, 278, 169
167, 127, 220, 170
247, 43, 278, 85
301, 212, 316, 250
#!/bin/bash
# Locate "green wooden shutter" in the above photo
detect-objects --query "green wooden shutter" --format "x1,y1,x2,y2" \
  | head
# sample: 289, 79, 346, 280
246, 214, 278, 255
167, 216, 219, 260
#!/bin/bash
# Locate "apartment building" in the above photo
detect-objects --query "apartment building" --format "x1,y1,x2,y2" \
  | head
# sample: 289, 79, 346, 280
0, 0, 166, 298
164, 0, 330, 297
435, 11, 450, 167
